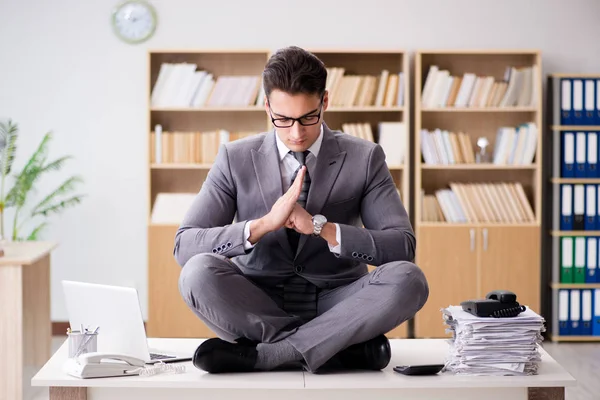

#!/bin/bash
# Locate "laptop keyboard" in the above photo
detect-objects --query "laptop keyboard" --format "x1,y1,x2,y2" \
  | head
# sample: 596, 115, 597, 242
150, 352, 174, 360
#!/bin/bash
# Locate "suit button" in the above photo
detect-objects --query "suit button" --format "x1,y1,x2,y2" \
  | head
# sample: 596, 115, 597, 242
352, 252, 358, 258
294, 265, 303, 273
367, 256, 373, 261
212, 248, 217, 253
227, 242, 232, 247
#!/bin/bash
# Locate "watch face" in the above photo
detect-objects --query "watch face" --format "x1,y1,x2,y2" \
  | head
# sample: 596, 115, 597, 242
112, 0, 157, 44
314, 214, 327, 225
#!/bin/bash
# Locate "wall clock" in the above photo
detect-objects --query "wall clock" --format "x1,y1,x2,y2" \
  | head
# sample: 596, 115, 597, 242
112, 0, 157, 44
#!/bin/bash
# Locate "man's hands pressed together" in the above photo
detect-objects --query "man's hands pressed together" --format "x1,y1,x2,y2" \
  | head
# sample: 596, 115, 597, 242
248, 166, 338, 248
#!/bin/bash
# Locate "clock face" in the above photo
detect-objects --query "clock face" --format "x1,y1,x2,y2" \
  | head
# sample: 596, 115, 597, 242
112, 1, 157, 44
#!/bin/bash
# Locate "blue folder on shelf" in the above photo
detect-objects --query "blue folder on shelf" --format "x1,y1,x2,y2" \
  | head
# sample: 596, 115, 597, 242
561, 185, 573, 231
587, 132, 598, 177
582, 289, 594, 335
585, 80, 596, 126
586, 185, 597, 230
570, 289, 582, 335
562, 132, 575, 178
575, 132, 586, 177
573, 79, 584, 126
559, 289, 570, 336
561, 79, 573, 125
593, 289, 600, 336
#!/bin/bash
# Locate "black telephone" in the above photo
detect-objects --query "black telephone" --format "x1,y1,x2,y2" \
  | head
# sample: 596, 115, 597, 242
460, 290, 526, 318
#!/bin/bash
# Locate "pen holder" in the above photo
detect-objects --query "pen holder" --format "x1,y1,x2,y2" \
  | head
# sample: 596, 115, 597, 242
67, 330, 98, 358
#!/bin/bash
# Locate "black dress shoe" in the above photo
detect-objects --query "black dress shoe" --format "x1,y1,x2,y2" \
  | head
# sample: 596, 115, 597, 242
335, 334, 391, 370
193, 337, 258, 373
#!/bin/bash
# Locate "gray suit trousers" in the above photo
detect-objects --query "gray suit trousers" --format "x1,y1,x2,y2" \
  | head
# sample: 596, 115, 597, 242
179, 253, 429, 372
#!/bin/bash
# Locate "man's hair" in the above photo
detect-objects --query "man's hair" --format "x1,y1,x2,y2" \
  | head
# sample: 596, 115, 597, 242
262, 46, 327, 98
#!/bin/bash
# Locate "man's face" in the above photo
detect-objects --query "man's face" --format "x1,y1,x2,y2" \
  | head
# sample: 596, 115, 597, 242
266, 89, 329, 152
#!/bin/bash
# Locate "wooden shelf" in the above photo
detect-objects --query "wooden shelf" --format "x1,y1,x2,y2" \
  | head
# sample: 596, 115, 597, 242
419, 222, 540, 228
327, 106, 404, 112
551, 283, 600, 289
151, 163, 212, 170
421, 164, 536, 170
550, 230, 600, 237
551, 178, 600, 184
151, 107, 264, 112
421, 107, 536, 112
551, 125, 600, 131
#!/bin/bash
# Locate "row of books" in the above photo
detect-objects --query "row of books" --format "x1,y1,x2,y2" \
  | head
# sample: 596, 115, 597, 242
559, 236, 600, 284
326, 68, 404, 107
421, 65, 538, 108
420, 122, 537, 165
341, 121, 406, 166
150, 125, 256, 164
421, 182, 535, 223
151, 63, 264, 108
557, 289, 600, 336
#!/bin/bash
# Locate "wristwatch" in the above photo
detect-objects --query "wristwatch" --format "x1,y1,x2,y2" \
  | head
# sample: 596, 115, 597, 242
312, 214, 327, 237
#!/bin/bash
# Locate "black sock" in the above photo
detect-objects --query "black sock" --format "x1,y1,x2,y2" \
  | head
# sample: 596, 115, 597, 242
255, 339, 303, 370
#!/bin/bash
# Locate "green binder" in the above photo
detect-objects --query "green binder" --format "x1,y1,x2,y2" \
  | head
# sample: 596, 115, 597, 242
574, 237, 586, 284
561, 237, 573, 283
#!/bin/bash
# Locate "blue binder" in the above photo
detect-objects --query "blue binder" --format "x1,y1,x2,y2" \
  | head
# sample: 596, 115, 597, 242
575, 132, 586, 178
559, 289, 570, 336
561, 185, 573, 231
570, 289, 582, 335
586, 185, 597, 230
582, 290, 594, 335
561, 79, 573, 125
588, 132, 598, 177
593, 289, 600, 336
596, 80, 600, 126
562, 132, 575, 178
585, 80, 596, 125
573, 79, 584, 126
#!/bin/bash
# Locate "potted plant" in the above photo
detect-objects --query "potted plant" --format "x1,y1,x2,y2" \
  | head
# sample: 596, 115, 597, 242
0, 119, 85, 248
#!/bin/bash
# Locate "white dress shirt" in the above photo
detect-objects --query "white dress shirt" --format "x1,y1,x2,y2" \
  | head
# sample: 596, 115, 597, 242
243, 124, 341, 253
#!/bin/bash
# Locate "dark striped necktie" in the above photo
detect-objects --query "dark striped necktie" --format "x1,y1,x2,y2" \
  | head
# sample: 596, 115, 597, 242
287, 150, 311, 251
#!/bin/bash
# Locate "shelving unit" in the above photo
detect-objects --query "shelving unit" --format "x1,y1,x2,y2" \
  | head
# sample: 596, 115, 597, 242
546, 73, 600, 342
413, 50, 543, 338
147, 49, 411, 339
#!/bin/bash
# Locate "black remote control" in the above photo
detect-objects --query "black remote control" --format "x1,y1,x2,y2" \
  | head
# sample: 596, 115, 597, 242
393, 364, 444, 376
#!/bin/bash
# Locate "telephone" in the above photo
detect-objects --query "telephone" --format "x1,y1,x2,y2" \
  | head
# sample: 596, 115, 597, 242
63, 352, 145, 379
460, 290, 526, 318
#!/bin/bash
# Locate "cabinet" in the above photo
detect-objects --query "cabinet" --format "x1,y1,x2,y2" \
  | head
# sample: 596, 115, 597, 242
415, 225, 540, 338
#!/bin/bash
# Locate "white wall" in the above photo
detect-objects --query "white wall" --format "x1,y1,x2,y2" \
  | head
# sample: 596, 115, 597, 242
1, 0, 599, 321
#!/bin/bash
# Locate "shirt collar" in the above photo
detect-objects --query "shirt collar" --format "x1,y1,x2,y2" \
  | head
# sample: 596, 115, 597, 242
275, 123, 324, 161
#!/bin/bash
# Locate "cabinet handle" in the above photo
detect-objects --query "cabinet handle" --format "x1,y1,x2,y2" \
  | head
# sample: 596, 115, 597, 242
470, 228, 475, 252
483, 228, 488, 251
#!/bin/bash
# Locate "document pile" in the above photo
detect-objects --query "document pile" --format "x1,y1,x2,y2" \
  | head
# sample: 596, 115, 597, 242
442, 305, 545, 376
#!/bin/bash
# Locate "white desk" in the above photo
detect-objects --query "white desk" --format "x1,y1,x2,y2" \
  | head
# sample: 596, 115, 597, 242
32, 338, 575, 400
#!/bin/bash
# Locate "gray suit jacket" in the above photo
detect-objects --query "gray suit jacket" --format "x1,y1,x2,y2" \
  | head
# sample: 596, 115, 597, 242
173, 123, 415, 289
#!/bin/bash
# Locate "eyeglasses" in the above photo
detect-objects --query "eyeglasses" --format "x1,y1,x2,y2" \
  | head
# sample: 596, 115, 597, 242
267, 99, 323, 128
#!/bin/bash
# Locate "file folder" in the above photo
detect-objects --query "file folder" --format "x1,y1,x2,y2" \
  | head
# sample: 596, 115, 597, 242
561, 185, 573, 231
574, 237, 586, 283
587, 132, 598, 177
585, 80, 596, 125
587, 237, 597, 283
597, 185, 600, 230
573, 79, 584, 125
586, 185, 597, 230
561, 237, 574, 283
570, 289, 581, 335
575, 132, 586, 177
573, 184, 585, 230
596, 80, 600, 126
561, 79, 572, 125
594, 289, 600, 336
562, 132, 575, 178
582, 290, 593, 335
558, 289, 570, 336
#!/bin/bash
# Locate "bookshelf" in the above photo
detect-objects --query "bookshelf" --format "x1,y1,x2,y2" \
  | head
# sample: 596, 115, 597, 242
146, 49, 411, 339
413, 50, 543, 338
546, 73, 600, 342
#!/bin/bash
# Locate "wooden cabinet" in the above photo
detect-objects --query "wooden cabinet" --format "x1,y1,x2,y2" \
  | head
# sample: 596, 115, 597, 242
414, 224, 540, 338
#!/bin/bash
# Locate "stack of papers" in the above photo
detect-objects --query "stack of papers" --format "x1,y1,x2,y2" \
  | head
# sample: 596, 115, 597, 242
442, 305, 546, 376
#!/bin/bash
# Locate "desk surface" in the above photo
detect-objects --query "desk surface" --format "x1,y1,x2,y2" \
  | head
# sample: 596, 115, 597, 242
0, 241, 57, 266
31, 338, 576, 390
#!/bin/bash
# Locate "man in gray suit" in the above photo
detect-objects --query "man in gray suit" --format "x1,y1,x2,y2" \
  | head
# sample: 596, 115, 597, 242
175, 46, 429, 374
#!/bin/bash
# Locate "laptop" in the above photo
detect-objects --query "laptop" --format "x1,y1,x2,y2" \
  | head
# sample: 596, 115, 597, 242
62, 280, 191, 364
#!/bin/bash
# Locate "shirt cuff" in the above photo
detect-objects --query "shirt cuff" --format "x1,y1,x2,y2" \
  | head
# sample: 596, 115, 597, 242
243, 220, 255, 250
328, 223, 341, 255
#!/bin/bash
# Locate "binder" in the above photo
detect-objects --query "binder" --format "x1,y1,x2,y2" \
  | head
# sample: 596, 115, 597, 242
585, 80, 596, 125
588, 237, 598, 283
573, 184, 585, 230
561, 184, 573, 230
558, 289, 570, 335
575, 132, 586, 177
562, 132, 575, 178
586, 185, 597, 230
574, 237, 586, 283
570, 289, 581, 335
573, 79, 584, 125
594, 289, 600, 336
560, 237, 574, 283
561, 79, 572, 125
582, 290, 593, 335
587, 132, 598, 177
597, 80, 600, 126
597, 185, 600, 230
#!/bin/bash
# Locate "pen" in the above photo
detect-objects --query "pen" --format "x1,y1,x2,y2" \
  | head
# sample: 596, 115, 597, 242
74, 326, 100, 358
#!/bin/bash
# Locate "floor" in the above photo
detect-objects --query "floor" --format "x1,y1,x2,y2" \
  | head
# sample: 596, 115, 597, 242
24, 337, 600, 400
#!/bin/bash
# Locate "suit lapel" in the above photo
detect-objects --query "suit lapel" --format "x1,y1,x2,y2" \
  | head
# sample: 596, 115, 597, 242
296, 124, 346, 258
251, 131, 294, 257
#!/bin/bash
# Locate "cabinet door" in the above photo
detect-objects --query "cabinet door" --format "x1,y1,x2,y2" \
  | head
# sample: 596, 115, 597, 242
414, 226, 479, 338
478, 226, 540, 314
147, 225, 217, 338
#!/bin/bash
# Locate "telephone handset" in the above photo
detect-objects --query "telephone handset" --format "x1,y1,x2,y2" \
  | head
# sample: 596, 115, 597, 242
63, 352, 145, 379
460, 290, 526, 318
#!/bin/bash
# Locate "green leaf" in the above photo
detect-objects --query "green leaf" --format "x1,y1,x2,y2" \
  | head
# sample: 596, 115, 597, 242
33, 194, 85, 217
31, 176, 83, 216
26, 222, 48, 241
0, 120, 18, 176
